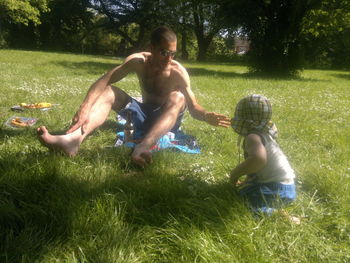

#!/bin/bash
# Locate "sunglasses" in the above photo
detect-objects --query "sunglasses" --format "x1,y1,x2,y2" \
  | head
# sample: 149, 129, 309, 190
160, 49, 176, 57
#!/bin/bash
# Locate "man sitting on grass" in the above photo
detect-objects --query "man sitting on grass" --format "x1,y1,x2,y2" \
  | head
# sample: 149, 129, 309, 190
37, 26, 231, 166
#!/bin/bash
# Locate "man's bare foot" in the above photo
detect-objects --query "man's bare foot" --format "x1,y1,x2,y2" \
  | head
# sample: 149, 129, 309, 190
37, 126, 81, 156
132, 144, 153, 166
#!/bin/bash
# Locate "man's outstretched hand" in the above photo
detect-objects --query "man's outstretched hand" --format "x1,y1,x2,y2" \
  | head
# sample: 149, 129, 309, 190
205, 112, 231, 127
66, 105, 90, 134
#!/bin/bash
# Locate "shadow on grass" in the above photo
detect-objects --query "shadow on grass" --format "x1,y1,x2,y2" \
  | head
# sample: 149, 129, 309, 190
54, 61, 119, 75
0, 149, 242, 262
330, 72, 350, 80
0, 152, 90, 262
0, 118, 121, 143
0, 127, 27, 138
187, 67, 326, 82
100, 172, 238, 228
52, 59, 326, 82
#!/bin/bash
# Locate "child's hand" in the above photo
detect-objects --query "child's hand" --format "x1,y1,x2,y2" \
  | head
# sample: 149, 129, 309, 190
231, 174, 254, 189
230, 171, 240, 187
235, 179, 245, 186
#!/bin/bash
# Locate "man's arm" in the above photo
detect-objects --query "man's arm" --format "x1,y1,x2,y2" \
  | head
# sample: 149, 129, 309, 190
67, 54, 142, 133
179, 67, 231, 127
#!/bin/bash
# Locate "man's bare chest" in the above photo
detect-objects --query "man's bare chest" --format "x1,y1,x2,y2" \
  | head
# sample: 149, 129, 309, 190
141, 70, 176, 96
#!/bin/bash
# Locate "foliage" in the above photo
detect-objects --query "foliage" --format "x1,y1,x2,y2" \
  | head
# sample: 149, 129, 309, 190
36, 0, 93, 51
206, 34, 240, 62
176, 29, 199, 61
302, 0, 350, 38
184, 0, 227, 61
302, 0, 350, 69
0, 0, 49, 48
1, 0, 96, 52
89, 0, 175, 52
0, 0, 49, 26
1, 0, 350, 69
221, 0, 323, 76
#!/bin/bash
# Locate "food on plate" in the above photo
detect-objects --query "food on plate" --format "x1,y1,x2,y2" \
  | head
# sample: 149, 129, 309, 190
10, 117, 35, 127
19, 102, 52, 109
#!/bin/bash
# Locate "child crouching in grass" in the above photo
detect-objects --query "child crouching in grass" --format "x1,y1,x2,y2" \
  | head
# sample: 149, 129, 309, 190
230, 94, 297, 216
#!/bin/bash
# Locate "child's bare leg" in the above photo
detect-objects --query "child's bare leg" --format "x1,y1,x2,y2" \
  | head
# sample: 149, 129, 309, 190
37, 86, 130, 156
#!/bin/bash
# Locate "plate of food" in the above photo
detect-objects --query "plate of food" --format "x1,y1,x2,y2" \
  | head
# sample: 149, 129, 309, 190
5, 116, 38, 128
11, 102, 59, 112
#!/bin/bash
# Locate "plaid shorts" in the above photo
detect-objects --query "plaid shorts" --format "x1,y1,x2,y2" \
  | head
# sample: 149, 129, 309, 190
118, 98, 184, 138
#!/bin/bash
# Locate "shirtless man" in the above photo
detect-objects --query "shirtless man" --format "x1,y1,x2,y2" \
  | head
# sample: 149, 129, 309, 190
37, 26, 231, 166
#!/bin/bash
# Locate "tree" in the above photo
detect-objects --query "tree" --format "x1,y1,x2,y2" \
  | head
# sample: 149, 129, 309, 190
37, 0, 94, 51
222, 0, 322, 75
302, 0, 350, 68
167, 1, 192, 60
0, 0, 49, 47
0, 0, 49, 26
90, 0, 174, 52
186, 0, 225, 61
2, 0, 94, 51
90, 0, 226, 61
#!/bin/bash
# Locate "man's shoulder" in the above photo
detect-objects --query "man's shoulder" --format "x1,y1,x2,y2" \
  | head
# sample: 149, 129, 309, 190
122, 52, 151, 72
170, 60, 188, 77
125, 52, 150, 64
171, 59, 186, 70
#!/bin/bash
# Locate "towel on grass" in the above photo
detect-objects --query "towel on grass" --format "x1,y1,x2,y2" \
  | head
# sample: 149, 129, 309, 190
114, 130, 200, 154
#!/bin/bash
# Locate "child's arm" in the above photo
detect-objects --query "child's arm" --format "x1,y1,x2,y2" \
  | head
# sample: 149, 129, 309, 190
230, 134, 267, 186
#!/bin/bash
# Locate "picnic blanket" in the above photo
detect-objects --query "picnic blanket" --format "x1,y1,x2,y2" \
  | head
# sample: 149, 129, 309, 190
114, 130, 200, 154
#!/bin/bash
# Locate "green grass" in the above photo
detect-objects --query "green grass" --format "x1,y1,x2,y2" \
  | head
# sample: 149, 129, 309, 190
0, 49, 350, 262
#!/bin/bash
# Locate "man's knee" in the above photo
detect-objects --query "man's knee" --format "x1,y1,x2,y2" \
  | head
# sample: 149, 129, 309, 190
109, 85, 131, 111
168, 91, 185, 109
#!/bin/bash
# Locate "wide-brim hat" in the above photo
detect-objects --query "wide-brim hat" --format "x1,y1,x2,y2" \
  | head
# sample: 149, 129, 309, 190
231, 94, 278, 138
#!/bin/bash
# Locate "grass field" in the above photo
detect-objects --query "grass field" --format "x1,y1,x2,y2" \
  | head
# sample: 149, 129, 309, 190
0, 49, 349, 263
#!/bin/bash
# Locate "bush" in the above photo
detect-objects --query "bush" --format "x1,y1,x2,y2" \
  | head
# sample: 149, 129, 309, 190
247, 39, 304, 76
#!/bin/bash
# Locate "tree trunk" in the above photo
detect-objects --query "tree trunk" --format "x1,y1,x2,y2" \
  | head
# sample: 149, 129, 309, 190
196, 35, 213, 61
181, 29, 188, 60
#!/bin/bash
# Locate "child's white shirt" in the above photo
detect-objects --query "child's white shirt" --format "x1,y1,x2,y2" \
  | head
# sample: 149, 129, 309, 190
247, 133, 295, 184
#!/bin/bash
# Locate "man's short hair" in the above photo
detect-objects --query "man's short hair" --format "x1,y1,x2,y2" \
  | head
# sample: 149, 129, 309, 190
151, 26, 177, 46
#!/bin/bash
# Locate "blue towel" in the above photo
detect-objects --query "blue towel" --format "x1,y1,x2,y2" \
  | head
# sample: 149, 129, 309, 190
115, 130, 200, 154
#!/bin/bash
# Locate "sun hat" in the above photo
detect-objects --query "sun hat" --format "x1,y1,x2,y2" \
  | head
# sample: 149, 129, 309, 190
231, 94, 278, 139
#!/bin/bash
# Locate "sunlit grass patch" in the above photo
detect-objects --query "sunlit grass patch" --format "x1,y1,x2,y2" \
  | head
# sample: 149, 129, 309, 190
1, 49, 349, 262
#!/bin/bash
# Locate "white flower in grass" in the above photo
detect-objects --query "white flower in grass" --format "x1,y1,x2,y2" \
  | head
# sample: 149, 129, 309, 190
204, 175, 216, 184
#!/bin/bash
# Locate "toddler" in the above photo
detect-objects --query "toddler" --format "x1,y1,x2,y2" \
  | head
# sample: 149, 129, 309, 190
230, 94, 296, 215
